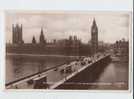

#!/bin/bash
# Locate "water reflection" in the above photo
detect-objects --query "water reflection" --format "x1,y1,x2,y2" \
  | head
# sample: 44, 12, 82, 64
93, 62, 128, 89
6, 55, 77, 83
97, 62, 128, 83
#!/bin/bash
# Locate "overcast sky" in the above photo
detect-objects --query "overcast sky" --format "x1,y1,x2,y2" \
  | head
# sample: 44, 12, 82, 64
6, 11, 130, 44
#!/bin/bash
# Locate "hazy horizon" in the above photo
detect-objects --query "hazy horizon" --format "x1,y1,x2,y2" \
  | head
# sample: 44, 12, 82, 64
6, 11, 130, 44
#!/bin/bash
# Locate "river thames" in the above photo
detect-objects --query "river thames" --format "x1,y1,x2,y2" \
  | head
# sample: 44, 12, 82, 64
6, 55, 128, 89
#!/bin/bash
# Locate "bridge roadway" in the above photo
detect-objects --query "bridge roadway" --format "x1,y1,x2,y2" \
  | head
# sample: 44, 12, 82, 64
6, 53, 110, 89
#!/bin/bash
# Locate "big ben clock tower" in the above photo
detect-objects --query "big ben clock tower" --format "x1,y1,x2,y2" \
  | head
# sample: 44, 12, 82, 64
91, 18, 98, 54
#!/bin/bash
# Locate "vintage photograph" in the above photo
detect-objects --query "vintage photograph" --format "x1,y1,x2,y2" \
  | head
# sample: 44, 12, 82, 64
5, 11, 131, 90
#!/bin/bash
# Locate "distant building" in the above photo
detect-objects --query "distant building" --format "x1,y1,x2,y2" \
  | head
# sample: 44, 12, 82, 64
39, 28, 46, 45
91, 18, 98, 54
12, 24, 24, 44
114, 38, 129, 56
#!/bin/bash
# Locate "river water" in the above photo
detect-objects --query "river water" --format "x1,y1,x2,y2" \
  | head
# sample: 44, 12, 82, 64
6, 55, 128, 89
93, 62, 128, 89
6, 55, 77, 84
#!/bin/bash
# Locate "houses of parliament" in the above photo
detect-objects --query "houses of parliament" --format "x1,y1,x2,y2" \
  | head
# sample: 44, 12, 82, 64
7, 19, 99, 56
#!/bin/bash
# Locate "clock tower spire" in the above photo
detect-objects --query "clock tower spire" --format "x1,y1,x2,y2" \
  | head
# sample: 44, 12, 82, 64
91, 18, 98, 54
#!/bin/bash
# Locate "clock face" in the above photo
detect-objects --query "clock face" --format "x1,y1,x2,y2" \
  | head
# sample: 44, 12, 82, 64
92, 28, 96, 33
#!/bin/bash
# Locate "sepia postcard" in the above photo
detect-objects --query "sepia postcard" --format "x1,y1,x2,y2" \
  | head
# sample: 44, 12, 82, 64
5, 11, 132, 91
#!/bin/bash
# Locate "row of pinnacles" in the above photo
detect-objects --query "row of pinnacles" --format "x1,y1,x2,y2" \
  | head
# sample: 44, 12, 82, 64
12, 24, 46, 45
32, 28, 46, 45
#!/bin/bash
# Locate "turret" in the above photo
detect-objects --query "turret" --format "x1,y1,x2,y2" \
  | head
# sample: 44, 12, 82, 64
12, 23, 23, 45
32, 36, 36, 44
39, 28, 46, 45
